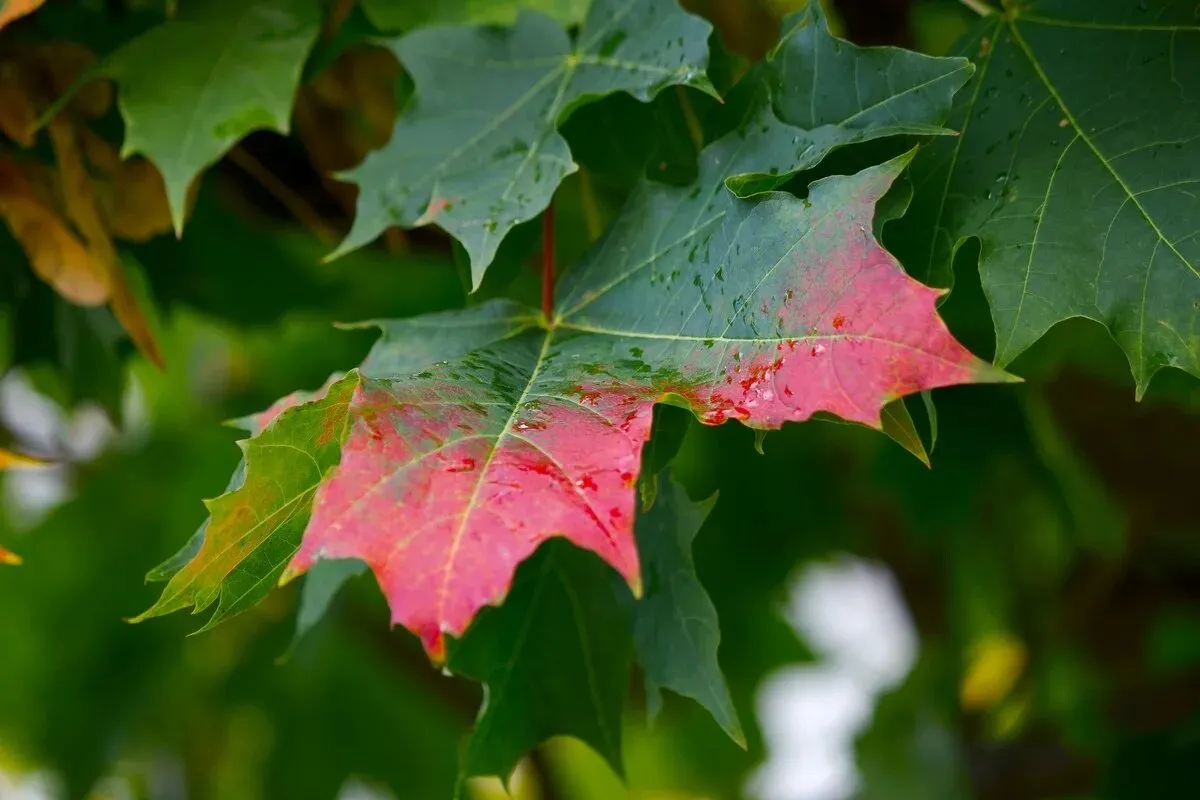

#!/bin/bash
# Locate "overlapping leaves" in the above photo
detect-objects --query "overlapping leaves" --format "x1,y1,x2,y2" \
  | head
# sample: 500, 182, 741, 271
332, 0, 715, 288
101, 0, 321, 233
896, 0, 1200, 394
139, 1, 1009, 783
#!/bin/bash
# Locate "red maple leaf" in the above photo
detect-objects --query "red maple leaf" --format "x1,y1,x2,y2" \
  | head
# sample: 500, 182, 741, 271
284, 156, 1012, 661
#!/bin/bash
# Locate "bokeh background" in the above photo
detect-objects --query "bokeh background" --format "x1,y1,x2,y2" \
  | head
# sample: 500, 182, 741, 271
3, 1, 1200, 798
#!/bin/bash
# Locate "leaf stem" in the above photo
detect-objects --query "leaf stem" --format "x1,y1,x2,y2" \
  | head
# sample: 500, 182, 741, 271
542, 202, 555, 323
959, 0, 998, 16
228, 147, 337, 246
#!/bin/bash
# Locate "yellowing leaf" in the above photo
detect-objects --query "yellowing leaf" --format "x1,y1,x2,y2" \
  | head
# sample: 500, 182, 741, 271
46, 116, 164, 368
960, 631, 1028, 712
0, 544, 20, 566
0, 157, 110, 306
0, 0, 45, 30
0, 447, 47, 469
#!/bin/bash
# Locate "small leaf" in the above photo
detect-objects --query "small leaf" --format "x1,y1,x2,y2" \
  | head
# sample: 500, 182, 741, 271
0, 0, 45, 30
333, 0, 715, 289
132, 372, 356, 630
102, 0, 321, 234
632, 470, 744, 747
449, 539, 631, 782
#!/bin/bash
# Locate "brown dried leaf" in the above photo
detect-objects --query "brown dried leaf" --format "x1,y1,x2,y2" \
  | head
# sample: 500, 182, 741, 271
46, 117, 163, 367
0, 156, 109, 305
81, 128, 172, 242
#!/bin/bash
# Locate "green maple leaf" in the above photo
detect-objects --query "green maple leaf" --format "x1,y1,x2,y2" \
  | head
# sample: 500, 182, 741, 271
895, 0, 1200, 395
102, 0, 321, 234
331, 0, 716, 290
448, 539, 631, 783
633, 470, 744, 747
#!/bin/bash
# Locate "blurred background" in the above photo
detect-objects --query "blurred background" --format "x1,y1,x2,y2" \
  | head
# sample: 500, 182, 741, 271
2, 0, 1200, 798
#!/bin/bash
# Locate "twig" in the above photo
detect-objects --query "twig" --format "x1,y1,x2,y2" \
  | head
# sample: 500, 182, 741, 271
959, 0, 998, 16
542, 203, 555, 323
227, 147, 338, 246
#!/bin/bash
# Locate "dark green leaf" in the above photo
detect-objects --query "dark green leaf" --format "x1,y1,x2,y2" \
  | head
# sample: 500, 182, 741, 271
332, 0, 716, 289
448, 539, 631, 781
896, 2, 1200, 394
633, 470, 743, 746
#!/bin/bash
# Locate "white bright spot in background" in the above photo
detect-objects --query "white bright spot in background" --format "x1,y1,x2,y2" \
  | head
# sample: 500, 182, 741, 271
0, 369, 147, 529
746, 555, 918, 800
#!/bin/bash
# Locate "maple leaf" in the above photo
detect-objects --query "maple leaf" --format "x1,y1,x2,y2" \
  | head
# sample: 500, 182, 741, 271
449, 538, 631, 782
147, 3, 1011, 660
100, 0, 321, 234
331, 0, 716, 289
632, 470, 743, 746
894, 1, 1200, 395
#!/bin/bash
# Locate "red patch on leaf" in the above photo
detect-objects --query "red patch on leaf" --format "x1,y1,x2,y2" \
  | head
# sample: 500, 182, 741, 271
289, 378, 651, 661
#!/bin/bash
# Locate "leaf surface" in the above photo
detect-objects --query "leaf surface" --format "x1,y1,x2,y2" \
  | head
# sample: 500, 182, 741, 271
333, 0, 714, 289
896, 1, 1200, 393
633, 470, 742, 746
103, 0, 320, 233
449, 539, 630, 781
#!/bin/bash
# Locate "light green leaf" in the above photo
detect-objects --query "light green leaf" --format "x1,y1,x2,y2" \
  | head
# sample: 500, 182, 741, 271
896, 1, 1200, 395
131, 372, 355, 630
333, 0, 715, 290
104, 0, 321, 234
633, 470, 744, 747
